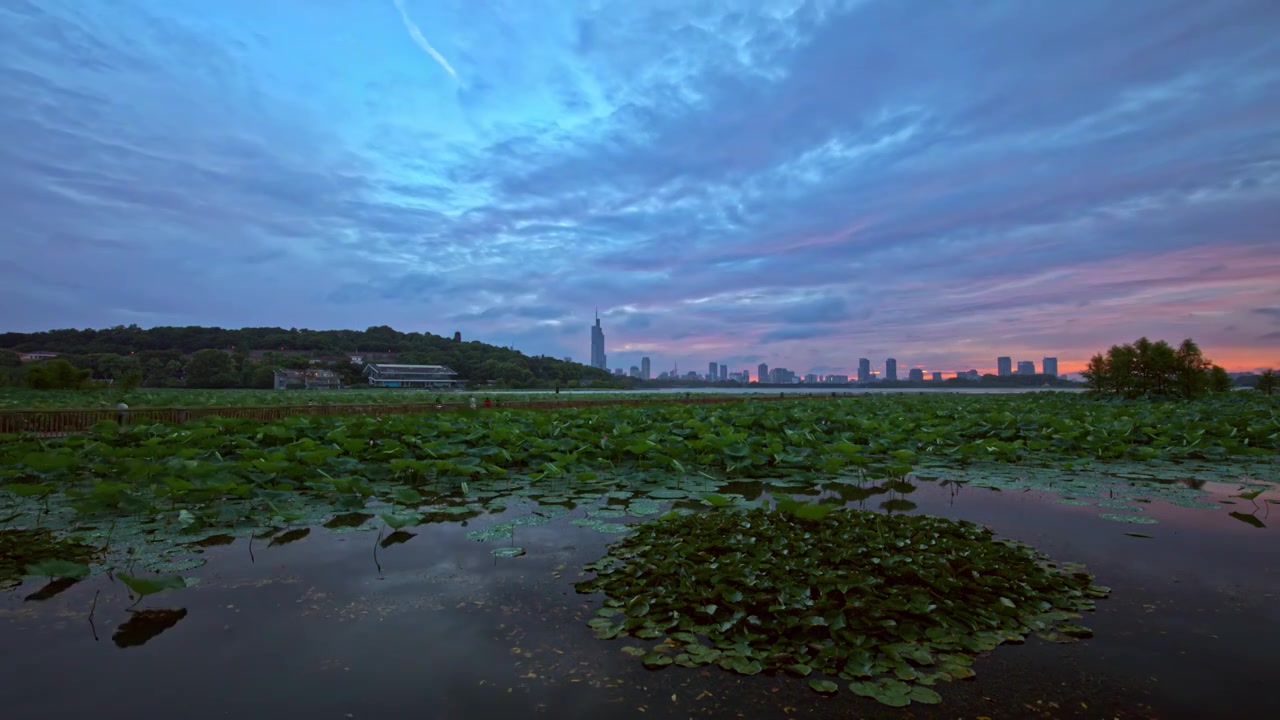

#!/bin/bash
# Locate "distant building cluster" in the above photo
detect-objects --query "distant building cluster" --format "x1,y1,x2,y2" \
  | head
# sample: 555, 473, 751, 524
585, 315, 1059, 384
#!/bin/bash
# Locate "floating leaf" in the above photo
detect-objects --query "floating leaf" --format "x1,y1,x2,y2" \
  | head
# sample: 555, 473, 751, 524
1098, 513, 1159, 525
809, 678, 838, 694
1228, 511, 1266, 529
491, 546, 526, 558
24, 559, 90, 580
116, 572, 198, 598
908, 685, 942, 704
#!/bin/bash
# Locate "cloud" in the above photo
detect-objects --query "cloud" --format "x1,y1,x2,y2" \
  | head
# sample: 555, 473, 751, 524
1, 0, 1278, 374
392, 0, 458, 78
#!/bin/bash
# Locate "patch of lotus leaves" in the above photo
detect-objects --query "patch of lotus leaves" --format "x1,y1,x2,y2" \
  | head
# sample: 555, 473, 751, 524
1, 528, 100, 589
575, 505, 1108, 707
1098, 513, 1159, 524
466, 524, 515, 542
570, 518, 632, 534
626, 499, 662, 517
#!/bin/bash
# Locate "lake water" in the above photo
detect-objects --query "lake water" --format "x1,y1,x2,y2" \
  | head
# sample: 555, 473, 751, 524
500, 386, 1086, 396
3, 472, 1276, 719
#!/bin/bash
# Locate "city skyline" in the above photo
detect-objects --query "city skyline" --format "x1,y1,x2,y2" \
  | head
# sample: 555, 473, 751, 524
2, 3, 1277, 373
590, 313, 1067, 380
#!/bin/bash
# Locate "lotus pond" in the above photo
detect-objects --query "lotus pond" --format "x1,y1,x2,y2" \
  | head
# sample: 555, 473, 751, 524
2, 395, 1278, 718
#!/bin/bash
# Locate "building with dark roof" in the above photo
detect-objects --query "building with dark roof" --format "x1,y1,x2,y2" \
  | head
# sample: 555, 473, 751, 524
364, 363, 460, 388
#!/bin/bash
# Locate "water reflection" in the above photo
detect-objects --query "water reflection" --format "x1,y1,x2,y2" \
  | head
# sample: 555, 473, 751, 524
112, 608, 187, 648
2, 468, 1279, 719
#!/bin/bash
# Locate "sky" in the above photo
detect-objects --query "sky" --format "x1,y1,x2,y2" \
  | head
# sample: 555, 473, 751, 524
2, 0, 1279, 376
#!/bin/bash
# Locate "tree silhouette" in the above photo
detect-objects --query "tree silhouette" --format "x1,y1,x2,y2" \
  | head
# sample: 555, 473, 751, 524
1082, 337, 1219, 399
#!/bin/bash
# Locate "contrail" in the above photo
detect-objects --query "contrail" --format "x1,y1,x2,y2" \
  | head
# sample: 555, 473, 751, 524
392, 0, 458, 79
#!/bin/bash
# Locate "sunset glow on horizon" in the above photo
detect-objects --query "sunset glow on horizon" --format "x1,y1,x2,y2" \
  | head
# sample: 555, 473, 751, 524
1, 1, 1277, 374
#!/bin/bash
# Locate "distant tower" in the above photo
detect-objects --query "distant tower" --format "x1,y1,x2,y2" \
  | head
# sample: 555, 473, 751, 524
719, 363, 727, 382
997, 357, 1012, 377
1042, 357, 1058, 377
590, 310, 607, 370
858, 358, 870, 383
885, 358, 898, 381
708, 361, 717, 381
758, 363, 769, 383
453, 331, 461, 342
641, 356, 651, 379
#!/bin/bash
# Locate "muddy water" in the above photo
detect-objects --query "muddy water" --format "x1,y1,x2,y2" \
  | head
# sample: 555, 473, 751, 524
3, 479, 1277, 720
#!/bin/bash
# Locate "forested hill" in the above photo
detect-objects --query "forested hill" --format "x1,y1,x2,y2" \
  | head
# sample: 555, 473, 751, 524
0, 324, 625, 389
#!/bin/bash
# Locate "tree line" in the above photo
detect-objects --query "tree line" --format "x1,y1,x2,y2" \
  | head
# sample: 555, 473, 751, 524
1081, 337, 1274, 398
0, 325, 631, 391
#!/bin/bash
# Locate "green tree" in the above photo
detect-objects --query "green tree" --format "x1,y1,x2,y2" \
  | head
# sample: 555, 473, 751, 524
1081, 352, 1110, 394
1208, 365, 1233, 393
1257, 369, 1277, 395
117, 370, 142, 392
1084, 337, 1218, 399
185, 349, 238, 388
25, 359, 93, 390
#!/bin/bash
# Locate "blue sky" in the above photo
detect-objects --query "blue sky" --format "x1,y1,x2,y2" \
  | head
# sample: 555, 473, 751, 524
2, 0, 1279, 374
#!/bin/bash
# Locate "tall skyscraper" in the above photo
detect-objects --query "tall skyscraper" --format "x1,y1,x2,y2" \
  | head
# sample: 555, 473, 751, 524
1042, 357, 1058, 377
590, 312, 606, 370
641, 357, 651, 379
908, 368, 924, 382
758, 363, 769, 383
997, 356, 1012, 376
708, 361, 717, 381
1017, 360, 1035, 375
719, 363, 727, 381
858, 358, 870, 383
885, 358, 898, 381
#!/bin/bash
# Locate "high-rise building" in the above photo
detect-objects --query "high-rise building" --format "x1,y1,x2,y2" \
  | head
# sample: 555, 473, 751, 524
908, 368, 924, 382
804, 373, 818, 383
629, 366, 640, 378
758, 363, 769, 383
770, 367, 796, 384
708, 362, 717, 381
641, 357, 651, 379
997, 356, 1012, 376
590, 312, 606, 370
1042, 357, 1058, 377
719, 363, 728, 382
1017, 360, 1035, 375
885, 358, 898, 381
858, 358, 870, 383
932, 372, 942, 382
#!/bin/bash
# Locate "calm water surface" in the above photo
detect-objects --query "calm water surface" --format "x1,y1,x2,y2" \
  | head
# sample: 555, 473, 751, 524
4, 477, 1276, 720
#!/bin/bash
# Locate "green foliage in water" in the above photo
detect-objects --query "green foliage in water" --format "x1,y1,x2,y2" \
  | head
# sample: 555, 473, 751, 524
575, 504, 1109, 707
0, 528, 99, 589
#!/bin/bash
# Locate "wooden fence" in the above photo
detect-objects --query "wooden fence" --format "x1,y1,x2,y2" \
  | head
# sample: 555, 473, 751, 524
0, 392, 845, 436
